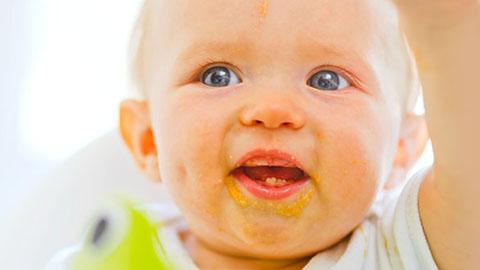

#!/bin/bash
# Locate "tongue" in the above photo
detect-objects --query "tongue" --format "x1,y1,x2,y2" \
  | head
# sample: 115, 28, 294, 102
243, 166, 305, 181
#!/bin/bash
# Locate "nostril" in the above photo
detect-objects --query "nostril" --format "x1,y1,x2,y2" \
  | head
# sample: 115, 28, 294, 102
253, 119, 299, 129
239, 103, 306, 129
281, 122, 295, 129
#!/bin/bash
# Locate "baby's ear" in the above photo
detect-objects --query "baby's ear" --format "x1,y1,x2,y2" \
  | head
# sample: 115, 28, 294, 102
119, 99, 160, 182
385, 113, 429, 190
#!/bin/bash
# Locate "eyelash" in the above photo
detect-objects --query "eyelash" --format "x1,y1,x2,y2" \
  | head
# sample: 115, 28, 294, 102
189, 60, 363, 90
193, 57, 217, 72
309, 65, 356, 85
191, 57, 236, 82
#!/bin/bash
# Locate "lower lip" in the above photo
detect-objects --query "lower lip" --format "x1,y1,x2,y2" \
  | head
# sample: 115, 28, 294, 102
233, 170, 309, 200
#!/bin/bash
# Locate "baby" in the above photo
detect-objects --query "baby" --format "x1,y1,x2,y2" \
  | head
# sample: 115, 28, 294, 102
53, 0, 480, 269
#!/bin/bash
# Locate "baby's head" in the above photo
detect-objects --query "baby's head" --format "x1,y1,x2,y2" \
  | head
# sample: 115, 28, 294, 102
120, 0, 428, 260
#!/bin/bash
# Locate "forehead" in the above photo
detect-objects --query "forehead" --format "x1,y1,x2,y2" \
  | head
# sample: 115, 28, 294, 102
153, 0, 398, 53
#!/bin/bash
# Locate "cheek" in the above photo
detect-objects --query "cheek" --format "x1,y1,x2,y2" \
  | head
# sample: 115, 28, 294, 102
155, 92, 226, 175
151, 92, 237, 220
311, 132, 381, 233
319, 134, 378, 218
313, 99, 398, 219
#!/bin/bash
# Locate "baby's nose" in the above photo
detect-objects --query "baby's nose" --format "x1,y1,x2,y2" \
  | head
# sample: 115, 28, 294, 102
239, 96, 306, 130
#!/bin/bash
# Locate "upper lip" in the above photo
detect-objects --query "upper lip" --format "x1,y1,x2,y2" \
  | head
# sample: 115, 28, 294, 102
234, 149, 307, 172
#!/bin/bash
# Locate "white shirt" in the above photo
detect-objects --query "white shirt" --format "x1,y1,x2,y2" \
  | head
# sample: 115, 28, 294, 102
48, 167, 437, 270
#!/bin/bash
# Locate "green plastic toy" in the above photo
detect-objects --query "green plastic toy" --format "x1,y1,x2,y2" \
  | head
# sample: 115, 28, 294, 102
70, 201, 178, 270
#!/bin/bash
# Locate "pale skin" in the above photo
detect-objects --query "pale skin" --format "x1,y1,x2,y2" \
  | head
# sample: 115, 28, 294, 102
119, 0, 479, 269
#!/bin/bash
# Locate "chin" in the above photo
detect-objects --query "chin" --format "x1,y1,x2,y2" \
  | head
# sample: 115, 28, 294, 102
234, 234, 323, 260
222, 216, 319, 259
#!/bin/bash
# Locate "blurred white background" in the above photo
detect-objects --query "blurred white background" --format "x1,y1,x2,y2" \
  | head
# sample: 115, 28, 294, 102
1, 0, 143, 216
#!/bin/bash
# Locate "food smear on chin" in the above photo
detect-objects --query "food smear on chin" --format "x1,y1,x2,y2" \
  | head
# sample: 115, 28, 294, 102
224, 176, 314, 217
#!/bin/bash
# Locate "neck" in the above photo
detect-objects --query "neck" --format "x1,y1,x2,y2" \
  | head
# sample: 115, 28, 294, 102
183, 233, 311, 270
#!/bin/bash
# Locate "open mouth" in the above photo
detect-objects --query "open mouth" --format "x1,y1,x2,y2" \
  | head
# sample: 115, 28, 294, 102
231, 150, 310, 200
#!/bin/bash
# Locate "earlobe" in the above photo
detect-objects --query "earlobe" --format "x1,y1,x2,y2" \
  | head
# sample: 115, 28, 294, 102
386, 113, 429, 189
402, 114, 429, 167
119, 99, 161, 182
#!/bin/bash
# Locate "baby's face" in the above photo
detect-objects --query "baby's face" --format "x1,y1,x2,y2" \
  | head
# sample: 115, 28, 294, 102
145, 0, 407, 259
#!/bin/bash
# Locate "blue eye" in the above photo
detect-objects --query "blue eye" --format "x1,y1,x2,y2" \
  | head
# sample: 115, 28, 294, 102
307, 70, 350, 91
201, 66, 241, 87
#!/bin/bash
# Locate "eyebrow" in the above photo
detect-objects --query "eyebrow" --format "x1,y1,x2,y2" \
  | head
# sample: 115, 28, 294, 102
174, 39, 370, 66
173, 39, 254, 67
293, 38, 378, 89
172, 38, 377, 89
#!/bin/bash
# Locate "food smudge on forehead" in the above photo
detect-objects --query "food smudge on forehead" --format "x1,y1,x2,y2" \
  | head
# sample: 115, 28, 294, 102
258, 0, 269, 19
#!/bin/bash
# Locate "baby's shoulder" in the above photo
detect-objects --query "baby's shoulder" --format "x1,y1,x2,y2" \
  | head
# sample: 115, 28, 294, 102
367, 167, 437, 269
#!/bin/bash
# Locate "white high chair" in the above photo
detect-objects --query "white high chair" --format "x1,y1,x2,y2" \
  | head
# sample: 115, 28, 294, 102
0, 130, 171, 270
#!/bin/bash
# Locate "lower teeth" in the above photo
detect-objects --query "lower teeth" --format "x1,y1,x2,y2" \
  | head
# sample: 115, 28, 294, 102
265, 177, 288, 186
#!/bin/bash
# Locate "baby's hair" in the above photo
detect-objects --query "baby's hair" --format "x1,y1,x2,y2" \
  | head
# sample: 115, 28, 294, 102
128, 0, 154, 100
128, 0, 421, 114
404, 41, 422, 114
394, 31, 422, 115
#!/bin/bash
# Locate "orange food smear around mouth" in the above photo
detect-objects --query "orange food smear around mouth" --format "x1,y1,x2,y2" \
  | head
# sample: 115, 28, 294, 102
225, 176, 249, 208
225, 176, 314, 217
